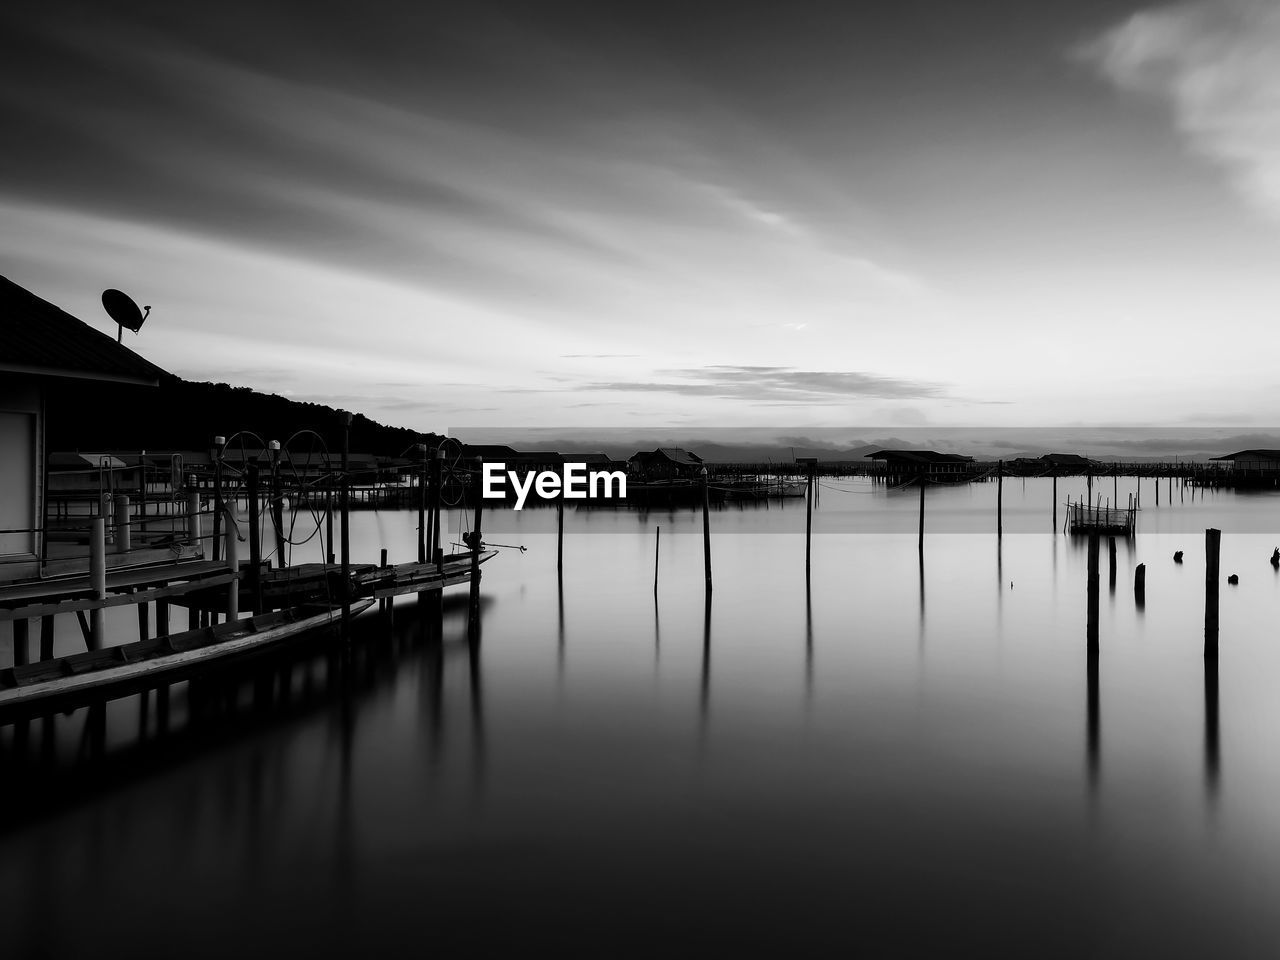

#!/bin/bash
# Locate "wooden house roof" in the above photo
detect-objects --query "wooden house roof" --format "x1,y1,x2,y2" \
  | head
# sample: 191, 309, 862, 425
0, 276, 167, 386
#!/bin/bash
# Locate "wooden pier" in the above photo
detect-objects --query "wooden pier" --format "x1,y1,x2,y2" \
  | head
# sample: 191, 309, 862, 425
1066, 501, 1136, 536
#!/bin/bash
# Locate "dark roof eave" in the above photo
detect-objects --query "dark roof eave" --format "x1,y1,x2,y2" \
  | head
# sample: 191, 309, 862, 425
0, 361, 159, 387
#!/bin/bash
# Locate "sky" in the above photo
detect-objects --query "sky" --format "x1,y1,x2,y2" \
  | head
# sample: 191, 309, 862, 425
2, 0, 1280, 435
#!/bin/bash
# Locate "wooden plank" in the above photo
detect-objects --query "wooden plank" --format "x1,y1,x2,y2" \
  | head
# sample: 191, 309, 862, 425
0, 572, 236, 622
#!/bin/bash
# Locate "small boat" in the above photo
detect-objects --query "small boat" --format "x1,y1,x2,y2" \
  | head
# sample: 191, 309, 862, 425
0, 600, 373, 721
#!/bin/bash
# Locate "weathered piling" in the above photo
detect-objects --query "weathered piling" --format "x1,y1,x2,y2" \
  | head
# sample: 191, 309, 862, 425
1108, 536, 1117, 591
1086, 531, 1100, 654
1052, 474, 1057, 532
701, 467, 713, 595
653, 526, 660, 597
1134, 562, 1146, 607
269, 440, 286, 566
247, 461, 263, 614
90, 517, 106, 650
805, 462, 814, 582
186, 489, 200, 549
468, 457, 484, 641
379, 547, 389, 615
997, 460, 1003, 539
1205, 527, 1220, 655
918, 476, 925, 553
114, 494, 131, 554
417, 443, 427, 564
224, 507, 239, 619
557, 466, 565, 578
212, 437, 224, 563
341, 413, 352, 634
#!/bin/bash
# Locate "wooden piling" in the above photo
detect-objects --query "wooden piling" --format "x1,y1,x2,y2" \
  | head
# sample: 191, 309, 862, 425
417, 443, 427, 564
114, 494, 131, 555
1108, 536, 1116, 591
137, 598, 149, 642
1052, 473, 1057, 532
341, 413, 352, 634
918, 476, 925, 553
224, 508, 239, 620
1134, 562, 1146, 606
1205, 527, 1220, 655
653, 526, 660, 597
212, 441, 223, 563
701, 467, 713, 595
270, 443, 287, 567
557, 467, 565, 577
185, 488, 200, 550
997, 460, 1003, 540
156, 599, 169, 638
805, 462, 814, 582
138, 452, 148, 538
90, 517, 106, 650
468, 457, 484, 641
247, 462, 263, 614
1086, 531, 1099, 654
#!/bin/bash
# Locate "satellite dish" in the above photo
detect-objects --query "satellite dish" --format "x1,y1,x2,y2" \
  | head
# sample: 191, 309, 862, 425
101, 289, 151, 342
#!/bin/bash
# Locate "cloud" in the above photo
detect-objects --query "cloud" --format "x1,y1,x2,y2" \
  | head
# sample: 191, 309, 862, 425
582, 365, 947, 405
1080, 0, 1280, 215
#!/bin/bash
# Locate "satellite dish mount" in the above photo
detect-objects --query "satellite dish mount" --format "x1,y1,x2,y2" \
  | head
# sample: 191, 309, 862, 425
101, 289, 150, 342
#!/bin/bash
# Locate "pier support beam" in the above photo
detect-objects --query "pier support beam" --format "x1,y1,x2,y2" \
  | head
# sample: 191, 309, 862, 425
1086, 531, 1100, 655
701, 467, 713, 596
114, 494, 131, 555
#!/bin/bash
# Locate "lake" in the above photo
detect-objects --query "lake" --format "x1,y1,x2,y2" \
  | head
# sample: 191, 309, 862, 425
3, 475, 1280, 957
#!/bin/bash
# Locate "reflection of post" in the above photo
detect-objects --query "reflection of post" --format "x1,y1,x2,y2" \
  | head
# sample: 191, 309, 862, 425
469, 617, 485, 791
557, 572, 565, 680
467, 458, 483, 643
700, 594, 711, 734
1205, 528, 1220, 656
1204, 651, 1220, 798
805, 582, 813, 705
1087, 640, 1100, 786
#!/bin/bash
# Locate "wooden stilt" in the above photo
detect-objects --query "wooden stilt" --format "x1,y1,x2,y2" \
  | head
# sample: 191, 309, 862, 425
701, 467, 713, 595
1205, 528, 1220, 655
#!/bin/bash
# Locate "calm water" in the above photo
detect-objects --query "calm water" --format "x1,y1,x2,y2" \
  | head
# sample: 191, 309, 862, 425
4, 476, 1280, 957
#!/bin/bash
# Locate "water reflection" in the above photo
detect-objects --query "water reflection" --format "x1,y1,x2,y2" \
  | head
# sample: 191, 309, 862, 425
1086, 646, 1100, 790
805, 582, 814, 706
1205, 653, 1220, 802
699, 596, 711, 741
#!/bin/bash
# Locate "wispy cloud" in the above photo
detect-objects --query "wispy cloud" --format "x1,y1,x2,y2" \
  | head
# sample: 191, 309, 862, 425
582, 365, 947, 405
1080, 0, 1280, 215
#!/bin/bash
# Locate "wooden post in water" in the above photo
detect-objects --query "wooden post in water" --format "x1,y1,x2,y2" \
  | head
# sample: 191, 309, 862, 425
224, 507, 239, 620
653, 526, 660, 597
138, 452, 148, 539
186, 488, 200, 550
468, 457, 484, 641
341, 413, 352, 634
90, 517, 106, 650
1108, 536, 1117, 591
1156, 472, 1159, 506
212, 438, 224, 563
997, 460, 1003, 540
701, 467, 713, 595
379, 547, 389, 615
247, 462, 263, 615
1052, 473, 1057, 533
1205, 527, 1220, 656
805, 462, 814, 583
1086, 531, 1100, 655
417, 443, 427, 564
1134, 562, 1146, 607
918, 474, 925, 553
114, 493, 131, 554
270, 441, 286, 567
557, 465, 565, 578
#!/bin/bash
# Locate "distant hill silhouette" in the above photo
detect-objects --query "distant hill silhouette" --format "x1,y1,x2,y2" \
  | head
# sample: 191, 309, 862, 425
46, 373, 442, 455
